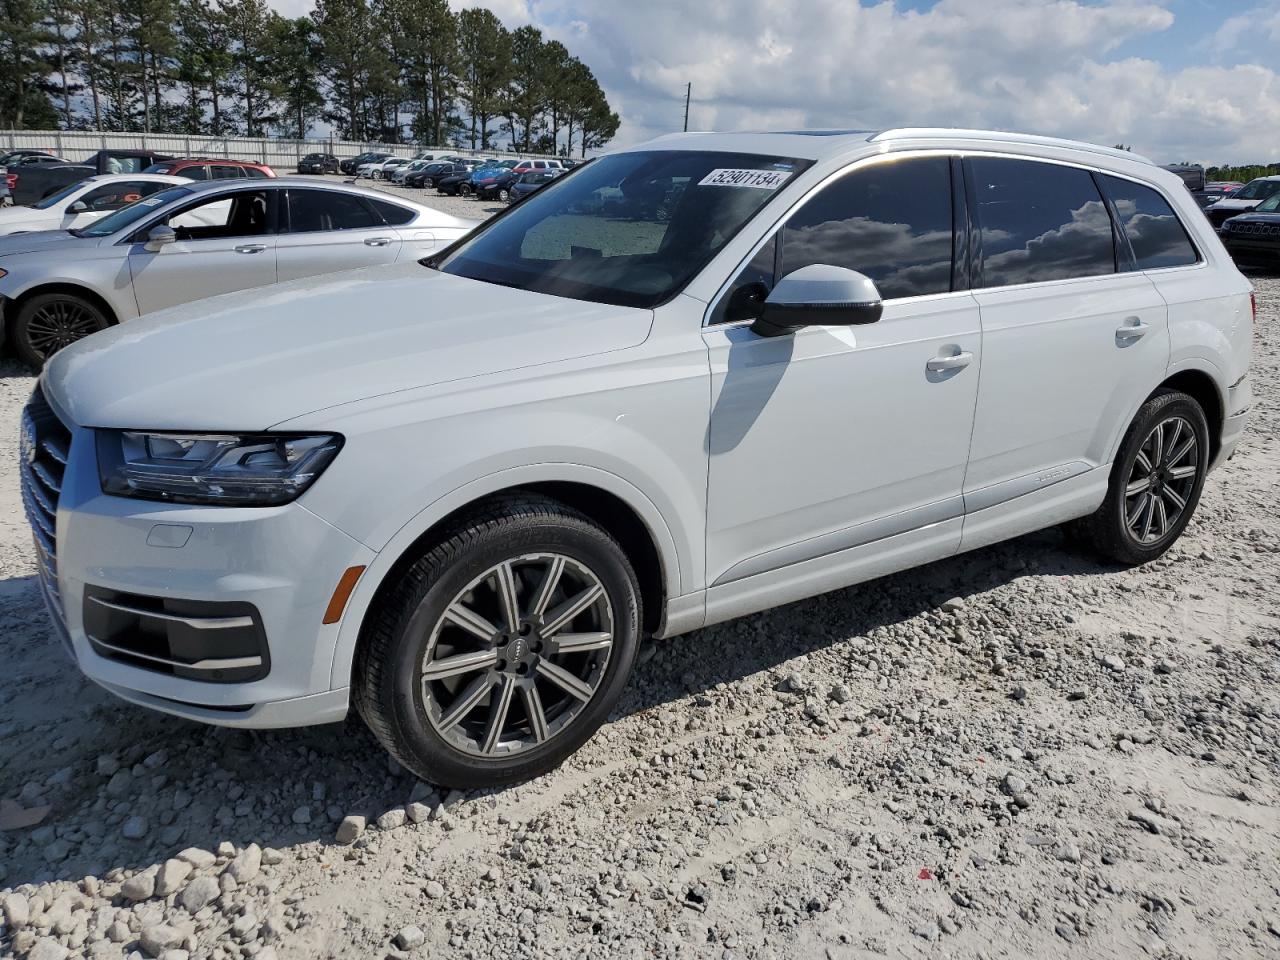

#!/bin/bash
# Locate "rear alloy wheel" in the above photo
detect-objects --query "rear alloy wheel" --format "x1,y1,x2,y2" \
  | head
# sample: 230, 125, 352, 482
13, 292, 110, 369
355, 496, 641, 788
498, 188, 510, 202
1073, 389, 1209, 565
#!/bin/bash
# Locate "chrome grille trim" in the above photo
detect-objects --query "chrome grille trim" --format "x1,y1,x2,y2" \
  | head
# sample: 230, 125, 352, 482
87, 636, 264, 673
21, 386, 73, 649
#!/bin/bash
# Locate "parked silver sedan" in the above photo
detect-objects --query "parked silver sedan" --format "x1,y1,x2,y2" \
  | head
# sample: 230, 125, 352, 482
0, 178, 478, 367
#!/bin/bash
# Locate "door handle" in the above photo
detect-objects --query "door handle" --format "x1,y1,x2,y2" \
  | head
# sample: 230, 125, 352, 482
234, 243, 267, 254
364, 237, 393, 247
926, 351, 974, 373
1116, 318, 1150, 342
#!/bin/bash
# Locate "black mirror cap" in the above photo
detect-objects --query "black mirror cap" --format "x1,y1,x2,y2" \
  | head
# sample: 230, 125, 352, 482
751, 298, 883, 337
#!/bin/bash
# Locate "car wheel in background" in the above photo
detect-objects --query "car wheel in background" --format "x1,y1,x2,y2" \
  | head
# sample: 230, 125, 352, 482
498, 188, 510, 202
459, 183, 473, 197
12, 291, 111, 369
354, 495, 641, 789
1072, 389, 1210, 565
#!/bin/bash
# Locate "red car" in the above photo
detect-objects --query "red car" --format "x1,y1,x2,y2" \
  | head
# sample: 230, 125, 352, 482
143, 157, 276, 181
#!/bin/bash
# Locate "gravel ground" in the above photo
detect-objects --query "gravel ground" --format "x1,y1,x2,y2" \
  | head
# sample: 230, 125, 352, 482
0, 259, 1278, 960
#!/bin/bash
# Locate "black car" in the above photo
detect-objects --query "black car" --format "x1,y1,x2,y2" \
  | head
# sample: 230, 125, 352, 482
508, 169, 561, 203
1220, 193, 1280, 269
1204, 176, 1280, 230
434, 163, 482, 196
297, 152, 339, 175
404, 161, 455, 189
1191, 181, 1242, 210
339, 151, 386, 176
472, 168, 520, 201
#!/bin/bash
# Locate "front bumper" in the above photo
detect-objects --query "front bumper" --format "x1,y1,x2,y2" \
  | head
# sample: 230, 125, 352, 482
24, 394, 375, 727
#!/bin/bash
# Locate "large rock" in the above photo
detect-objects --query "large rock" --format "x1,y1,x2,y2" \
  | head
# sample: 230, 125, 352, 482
226, 843, 262, 884
120, 870, 157, 901
179, 874, 220, 913
1, 892, 30, 927
140, 923, 183, 957
27, 939, 69, 960
335, 815, 366, 845
176, 848, 217, 870
155, 858, 193, 896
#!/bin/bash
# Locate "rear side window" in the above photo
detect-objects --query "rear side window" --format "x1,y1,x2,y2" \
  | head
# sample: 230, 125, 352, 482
368, 198, 416, 225
1102, 175, 1199, 269
211, 165, 246, 180
969, 157, 1115, 287
287, 189, 380, 232
779, 155, 954, 300
178, 165, 208, 181
246, 167, 271, 179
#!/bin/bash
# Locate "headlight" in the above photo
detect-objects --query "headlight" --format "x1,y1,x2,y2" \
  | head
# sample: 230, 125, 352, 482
96, 430, 342, 506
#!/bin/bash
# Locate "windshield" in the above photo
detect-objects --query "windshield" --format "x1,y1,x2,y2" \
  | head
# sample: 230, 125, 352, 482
1234, 179, 1280, 201
33, 181, 91, 210
302, 154, 325, 161
76, 186, 193, 237
1256, 194, 1280, 213
437, 150, 813, 309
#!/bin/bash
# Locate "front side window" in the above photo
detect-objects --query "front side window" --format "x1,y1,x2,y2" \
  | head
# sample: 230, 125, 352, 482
1103, 175, 1198, 269
970, 157, 1115, 287
286, 189, 379, 232
1233, 179, 1280, 201
211, 165, 247, 180
162, 190, 272, 240
77, 180, 169, 212
437, 150, 813, 309
779, 155, 954, 300
76, 186, 194, 237
177, 165, 208, 181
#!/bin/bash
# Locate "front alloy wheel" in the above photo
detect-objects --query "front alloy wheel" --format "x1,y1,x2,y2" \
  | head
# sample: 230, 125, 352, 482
13, 292, 110, 369
355, 496, 641, 788
421, 553, 614, 757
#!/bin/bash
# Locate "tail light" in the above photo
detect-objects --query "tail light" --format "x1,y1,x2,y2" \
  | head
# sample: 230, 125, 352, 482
6, 173, 15, 189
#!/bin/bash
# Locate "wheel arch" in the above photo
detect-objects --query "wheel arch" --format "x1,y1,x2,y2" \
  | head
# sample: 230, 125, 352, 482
1156, 364, 1225, 464
329, 467, 682, 690
5, 281, 120, 350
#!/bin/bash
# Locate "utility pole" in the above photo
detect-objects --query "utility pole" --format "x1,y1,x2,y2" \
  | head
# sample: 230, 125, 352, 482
683, 83, 691, 132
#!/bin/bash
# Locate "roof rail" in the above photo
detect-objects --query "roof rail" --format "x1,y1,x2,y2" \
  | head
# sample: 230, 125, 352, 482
870, 128, 1153, 165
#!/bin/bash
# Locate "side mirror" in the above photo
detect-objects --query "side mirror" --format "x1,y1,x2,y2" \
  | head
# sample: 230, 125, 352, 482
751, 264, 883, 338
68, 200, 88, 213
144, 224, 176, 251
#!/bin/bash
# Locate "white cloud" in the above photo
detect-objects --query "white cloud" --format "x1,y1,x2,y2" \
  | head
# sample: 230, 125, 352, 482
266, 0, 1280, 164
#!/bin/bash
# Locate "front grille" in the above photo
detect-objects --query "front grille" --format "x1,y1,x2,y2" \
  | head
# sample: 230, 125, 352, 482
20, 385, 72, 653
1228, 221, 1280, 237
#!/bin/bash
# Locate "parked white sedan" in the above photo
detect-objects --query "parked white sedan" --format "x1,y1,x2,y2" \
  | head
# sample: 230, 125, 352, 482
0, 173, 187, 235
0, 177, 478, 366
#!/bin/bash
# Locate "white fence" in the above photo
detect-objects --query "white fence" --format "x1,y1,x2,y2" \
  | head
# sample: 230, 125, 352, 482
1, 129, 559, 170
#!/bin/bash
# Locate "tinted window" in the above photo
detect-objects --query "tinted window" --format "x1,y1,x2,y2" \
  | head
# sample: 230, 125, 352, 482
368, 198, 415, 225
287, 189, 379, 231
970, 157, 1115, 287
1234, 179, 1280, 201
177, 165, 208, 181
76, 185, 194, 237
104, 156, 145, 174
211, 165, 247, 180
246, 167, 271, 179
1103, 175, 1198, 269
780, 155, 954, 300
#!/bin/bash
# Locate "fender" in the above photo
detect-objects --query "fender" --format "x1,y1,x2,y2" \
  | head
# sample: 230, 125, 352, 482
1102, 355, 1225, 467
326, 462, 686, 690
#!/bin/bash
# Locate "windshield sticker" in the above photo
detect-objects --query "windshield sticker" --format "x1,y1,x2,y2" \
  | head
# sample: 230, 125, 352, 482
698, 168, 792, 190
138, 196, 165, 206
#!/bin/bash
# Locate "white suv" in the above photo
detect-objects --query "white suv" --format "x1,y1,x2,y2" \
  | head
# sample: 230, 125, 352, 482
28, 129, 1253, 788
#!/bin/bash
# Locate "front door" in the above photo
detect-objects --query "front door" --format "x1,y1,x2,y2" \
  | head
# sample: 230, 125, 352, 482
703, 154, 981, 587
127, 187, 278, 315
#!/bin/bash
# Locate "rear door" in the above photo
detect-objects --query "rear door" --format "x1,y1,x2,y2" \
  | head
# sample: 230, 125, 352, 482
961, 156, 1169, 529
128, 186, 279, 314
275, 187, 402, 281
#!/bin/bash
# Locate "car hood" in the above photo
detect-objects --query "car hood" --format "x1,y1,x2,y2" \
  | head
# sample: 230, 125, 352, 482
1227, 212, 1280, 225
1209, 198, 1260, 211
43, 264, 654, 431
0, 229, 99, 257
0, 208, 53, 231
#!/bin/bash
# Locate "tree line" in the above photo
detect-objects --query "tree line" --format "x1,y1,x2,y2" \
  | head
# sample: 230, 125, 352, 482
0, 0, 620, 156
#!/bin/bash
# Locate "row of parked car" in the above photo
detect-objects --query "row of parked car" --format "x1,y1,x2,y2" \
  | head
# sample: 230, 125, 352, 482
1162, 164, 1280, 269
299, 150, 572, 203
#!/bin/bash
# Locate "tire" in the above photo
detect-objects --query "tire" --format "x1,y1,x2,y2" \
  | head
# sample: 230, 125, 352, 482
498, 188, 510, 202
354, 495, 642, 789
1073, 389, 1210, 565
459, 183, 473, 197
371, 171, 382, 180
12, 292, 111, 369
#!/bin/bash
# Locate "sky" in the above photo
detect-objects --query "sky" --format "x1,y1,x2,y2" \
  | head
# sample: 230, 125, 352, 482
267, 0, 1280, 165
